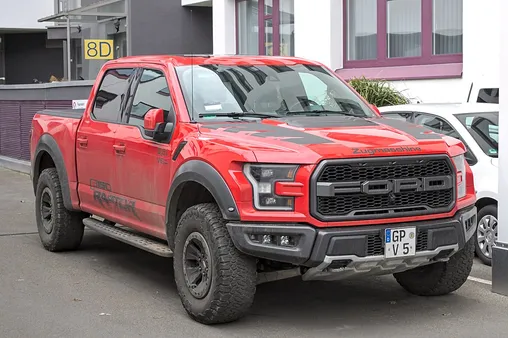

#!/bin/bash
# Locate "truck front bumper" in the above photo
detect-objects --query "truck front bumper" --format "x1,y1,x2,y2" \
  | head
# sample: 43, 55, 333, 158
226, 206, 477, 281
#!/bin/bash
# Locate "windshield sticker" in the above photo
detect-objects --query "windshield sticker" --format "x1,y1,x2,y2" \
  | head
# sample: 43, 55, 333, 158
204, 103, 222, 111
352, 146, 422, 155
489, 148, 498, 154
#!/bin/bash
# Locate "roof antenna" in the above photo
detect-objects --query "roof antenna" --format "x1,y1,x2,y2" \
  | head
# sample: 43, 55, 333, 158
190, 8, 195, 122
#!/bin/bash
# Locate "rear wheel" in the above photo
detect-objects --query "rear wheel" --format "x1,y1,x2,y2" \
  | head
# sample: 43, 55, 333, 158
393, 238, 474, 296
173, 203, 257, 324
35, 168, 86, 252
474, 204, 497, 266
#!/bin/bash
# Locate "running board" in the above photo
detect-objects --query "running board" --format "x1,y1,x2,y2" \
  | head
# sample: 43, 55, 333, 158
83, 218, 173, 258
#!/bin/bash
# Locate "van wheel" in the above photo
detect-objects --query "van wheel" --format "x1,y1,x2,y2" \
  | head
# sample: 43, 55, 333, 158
475, 204, 497, 266
173, 203, 257, 324
35, 168, 86, 251
393, 238, 474, 296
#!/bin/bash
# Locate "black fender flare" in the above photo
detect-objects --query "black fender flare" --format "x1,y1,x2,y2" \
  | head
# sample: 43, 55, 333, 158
165, 160, 240, 246
32, 134, 74, 211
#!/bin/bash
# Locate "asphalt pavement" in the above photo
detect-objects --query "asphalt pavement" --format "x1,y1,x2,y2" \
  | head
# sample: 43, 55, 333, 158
0, 167, 506, 338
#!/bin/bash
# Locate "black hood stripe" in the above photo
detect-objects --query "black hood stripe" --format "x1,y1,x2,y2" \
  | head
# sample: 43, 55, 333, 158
201, 122, 332, 145
370, 117, 443, 140
201, 115, 442, 145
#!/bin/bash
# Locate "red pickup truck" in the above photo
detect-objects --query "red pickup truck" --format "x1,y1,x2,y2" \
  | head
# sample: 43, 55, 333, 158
30, 55, 477, 324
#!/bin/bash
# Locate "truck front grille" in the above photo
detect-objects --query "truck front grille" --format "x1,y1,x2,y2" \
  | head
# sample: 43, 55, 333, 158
310, 155, 456, 222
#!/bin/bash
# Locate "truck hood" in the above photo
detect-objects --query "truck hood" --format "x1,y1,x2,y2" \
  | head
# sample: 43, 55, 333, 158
198, 115, 456, 164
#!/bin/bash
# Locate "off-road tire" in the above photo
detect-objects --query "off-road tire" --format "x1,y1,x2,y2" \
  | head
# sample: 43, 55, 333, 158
35, 168, 86, 251
393, 238, 474, 296
173, 203, 257, 325
474, 204, 497, 266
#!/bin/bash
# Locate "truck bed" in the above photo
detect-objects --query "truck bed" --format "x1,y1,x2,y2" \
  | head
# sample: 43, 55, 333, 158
30, 108, 85, 210
36, 108, 85, 119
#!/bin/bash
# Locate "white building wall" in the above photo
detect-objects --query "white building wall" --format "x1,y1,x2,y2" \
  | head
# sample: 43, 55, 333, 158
293, 0, 343, 70
389, 78, 466, 104
386, 0, 500, 104
0, 0, 54, 30
212, 0, 236, 55
462, 0, 500, 91
210, 0, 500, 104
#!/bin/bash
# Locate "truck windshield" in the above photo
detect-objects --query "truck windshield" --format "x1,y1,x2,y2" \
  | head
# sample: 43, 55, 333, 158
174, 63, 375, 120
455, 111, 499, 158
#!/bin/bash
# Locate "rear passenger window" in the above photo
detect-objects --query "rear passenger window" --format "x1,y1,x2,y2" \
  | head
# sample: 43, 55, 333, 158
127, 69, 175, 126
92, 68, 135, 123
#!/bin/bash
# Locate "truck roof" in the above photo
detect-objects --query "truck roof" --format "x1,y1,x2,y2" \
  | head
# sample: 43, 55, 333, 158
106, 54, 320, 67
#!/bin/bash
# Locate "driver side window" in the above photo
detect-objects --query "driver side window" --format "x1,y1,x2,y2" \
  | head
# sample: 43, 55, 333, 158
127, 69, 175, 127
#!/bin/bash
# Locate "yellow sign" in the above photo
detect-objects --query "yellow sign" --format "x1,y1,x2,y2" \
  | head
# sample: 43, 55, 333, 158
84, 39, 114, 60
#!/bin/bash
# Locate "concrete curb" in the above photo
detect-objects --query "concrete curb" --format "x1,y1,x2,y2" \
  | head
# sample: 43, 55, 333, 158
0, 156, 30, 175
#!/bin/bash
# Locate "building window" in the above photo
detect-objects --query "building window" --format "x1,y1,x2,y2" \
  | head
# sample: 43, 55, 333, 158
56, 0, 81, 12
344, 0, 463, 68
236, 0, 295, 56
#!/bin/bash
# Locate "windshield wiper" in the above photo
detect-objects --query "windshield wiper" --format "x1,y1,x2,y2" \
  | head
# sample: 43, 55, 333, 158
284, 110, 365, 117
198, 112, 281, 119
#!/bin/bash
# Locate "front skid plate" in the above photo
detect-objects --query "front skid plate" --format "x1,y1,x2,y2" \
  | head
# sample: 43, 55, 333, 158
302, 244, 458, 281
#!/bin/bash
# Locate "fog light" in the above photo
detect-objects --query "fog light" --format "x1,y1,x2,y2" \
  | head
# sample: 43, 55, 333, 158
280, 236, 290, 246
262, 235, 273, 244
248, 234, 299, 247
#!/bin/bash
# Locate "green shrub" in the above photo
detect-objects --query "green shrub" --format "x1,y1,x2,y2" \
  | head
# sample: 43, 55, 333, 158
348, 76, 411, 107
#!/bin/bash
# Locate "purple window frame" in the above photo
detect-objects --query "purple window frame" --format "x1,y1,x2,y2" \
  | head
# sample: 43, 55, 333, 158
342, 0, 463, 69
235, 0, 282, 56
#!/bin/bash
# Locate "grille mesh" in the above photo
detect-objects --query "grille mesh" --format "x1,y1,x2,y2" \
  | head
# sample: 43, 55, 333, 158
313, 157, 455, 221
318, 160, 452, 182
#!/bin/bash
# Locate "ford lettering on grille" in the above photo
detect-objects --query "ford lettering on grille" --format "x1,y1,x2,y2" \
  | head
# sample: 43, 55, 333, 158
310, 156, 456, 222
360, 177, 453, 195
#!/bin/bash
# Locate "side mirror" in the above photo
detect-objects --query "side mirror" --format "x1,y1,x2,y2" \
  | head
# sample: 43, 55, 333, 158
144, 108, 165, 132
143, 108, 174, 141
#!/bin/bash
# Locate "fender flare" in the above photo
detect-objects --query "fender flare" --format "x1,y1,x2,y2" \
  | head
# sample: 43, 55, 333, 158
32, 134, 74, 211
165, 160, 240, 246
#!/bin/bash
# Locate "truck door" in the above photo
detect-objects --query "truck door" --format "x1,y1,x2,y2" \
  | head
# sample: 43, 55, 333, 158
76, 67, 136, 220
112, 67, 176, 238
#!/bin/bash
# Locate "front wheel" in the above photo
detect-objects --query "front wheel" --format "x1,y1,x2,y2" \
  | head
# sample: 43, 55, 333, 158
173, 203, 257, 325
393, 238, 474, 296
474, 204, 498, 266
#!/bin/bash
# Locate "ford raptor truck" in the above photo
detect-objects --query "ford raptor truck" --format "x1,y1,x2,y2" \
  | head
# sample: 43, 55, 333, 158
30, 55, 477, 325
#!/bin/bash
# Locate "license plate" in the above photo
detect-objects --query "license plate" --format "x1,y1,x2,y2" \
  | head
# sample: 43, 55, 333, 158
384, 227, 416, 258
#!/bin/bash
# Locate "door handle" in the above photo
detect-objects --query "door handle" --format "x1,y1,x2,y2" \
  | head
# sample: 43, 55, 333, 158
113, 144, 126, 154
77, 136, 88, 148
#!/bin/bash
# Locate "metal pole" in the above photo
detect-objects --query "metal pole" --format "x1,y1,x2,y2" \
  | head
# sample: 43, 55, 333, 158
66, 15, 72, 81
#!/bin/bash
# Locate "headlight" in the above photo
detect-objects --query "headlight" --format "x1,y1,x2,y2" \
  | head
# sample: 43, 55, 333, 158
452, 154, 466, 199
243, 163, 299, 211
